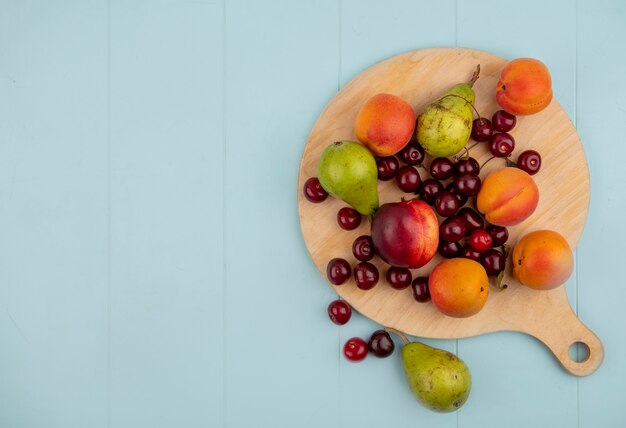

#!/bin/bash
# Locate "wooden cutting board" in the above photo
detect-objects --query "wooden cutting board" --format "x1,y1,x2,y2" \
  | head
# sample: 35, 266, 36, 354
297, 47, 603, 377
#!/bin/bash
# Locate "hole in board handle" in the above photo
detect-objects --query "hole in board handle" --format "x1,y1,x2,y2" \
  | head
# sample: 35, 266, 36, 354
568, 341, 591, 363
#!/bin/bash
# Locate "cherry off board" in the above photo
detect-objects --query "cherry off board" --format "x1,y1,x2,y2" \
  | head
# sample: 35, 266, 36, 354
297, 48, 603, 377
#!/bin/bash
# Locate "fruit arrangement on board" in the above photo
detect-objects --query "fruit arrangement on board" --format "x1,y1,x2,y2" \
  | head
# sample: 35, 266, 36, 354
302, 55, 579, 412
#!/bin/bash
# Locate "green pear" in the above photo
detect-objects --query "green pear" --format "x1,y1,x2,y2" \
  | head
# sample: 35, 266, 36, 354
388, 328, 471, 413
317, 141, 379, 215
416, 65, 480, 157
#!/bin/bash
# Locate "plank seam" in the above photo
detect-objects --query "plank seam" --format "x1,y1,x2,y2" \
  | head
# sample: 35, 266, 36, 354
222, 0, 228, 426
106, 0, 112, 426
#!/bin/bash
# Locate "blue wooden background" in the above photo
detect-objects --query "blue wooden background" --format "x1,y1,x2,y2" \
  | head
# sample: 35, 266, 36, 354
1, 0, 625, 427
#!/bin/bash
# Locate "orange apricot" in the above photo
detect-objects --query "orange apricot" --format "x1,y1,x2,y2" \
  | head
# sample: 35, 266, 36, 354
429, 258, 489, 318
512, 230, 574, 290
354, 93, 415, 156
496, 58, 553, 115
477, 167, 539, 227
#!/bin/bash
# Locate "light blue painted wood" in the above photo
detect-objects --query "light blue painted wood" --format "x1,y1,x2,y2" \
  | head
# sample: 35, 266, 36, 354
577, 1, 626, 426
0, 1, 109, 427
224, 1, 341, 427
108, 1, 224, 427
1, 1, 625, 427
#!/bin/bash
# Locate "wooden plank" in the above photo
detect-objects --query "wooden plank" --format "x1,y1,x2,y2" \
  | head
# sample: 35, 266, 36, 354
577, 1, 626, 426
0, 1, 108, 427
223, 1, 340, 426
456, 1, 580, 426
108, 1, 224, 426
338, 1, 459, 425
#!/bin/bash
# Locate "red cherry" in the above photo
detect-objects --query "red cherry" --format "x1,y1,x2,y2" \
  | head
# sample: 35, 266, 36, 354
344, 337, 368, 362
337, 207, 361, 230
303, 177, 328, 203
327, 300, 352, 325
376, 156, 400, 181
517, 150, 542, 175
488, 133, 515, 157
438, 240, 463, 258
396, 165, 421, 193
399, 142, 425, 166
352, 235, 375, 262
492, 110, 517, 132
411, 277, 431, 302
461, 246, 482, 262
430, 157, 455, 180
487, 225, 509, 247
471, 118, 495, 142
386, 267, 412, 290
469, 229, 493, 252
326, 258, 351, 285
354, 262, 379, 290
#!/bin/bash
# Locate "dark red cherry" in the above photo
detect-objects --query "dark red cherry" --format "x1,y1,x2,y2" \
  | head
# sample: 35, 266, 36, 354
430, 157, 455, 180
368, 330, 395, 358
386, 267, 412, 290
420, 179, 445, 204
457, 207, 485, 234
352, 235, 375, 262
399, 142, 426, 166
481, 248, 506, 276
454, 173, 482, 196
396, 165, 422, 193
486, 225, 509, 247
434, 190, 461, 217
440, 216, 467, 242
517, 150, 542, 175
454, 157, 480, 176
471, 118, 495, 142
328, 300, 352, 325
303, 177, 329, 203
411, 277, 431, 302
492, 110, 517, 132
488, 133, 515, 157
327, 258, 351, 285
337, 207, 361, 230
438, 240, 463, 258
354, 262, 379, 290
376, 156, 400, 181
461, 246, 482, 262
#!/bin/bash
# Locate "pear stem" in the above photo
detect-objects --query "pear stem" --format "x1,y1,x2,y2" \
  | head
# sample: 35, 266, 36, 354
469, 64, 481, 87
384, 327, 410, 345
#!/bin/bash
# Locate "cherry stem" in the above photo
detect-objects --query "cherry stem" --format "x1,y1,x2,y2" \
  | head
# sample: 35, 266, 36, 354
480, 155, 496, 170
384, 327, 410, 345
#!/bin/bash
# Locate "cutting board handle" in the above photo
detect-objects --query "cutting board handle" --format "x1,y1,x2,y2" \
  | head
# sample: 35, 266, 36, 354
528, 304, 604, 377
